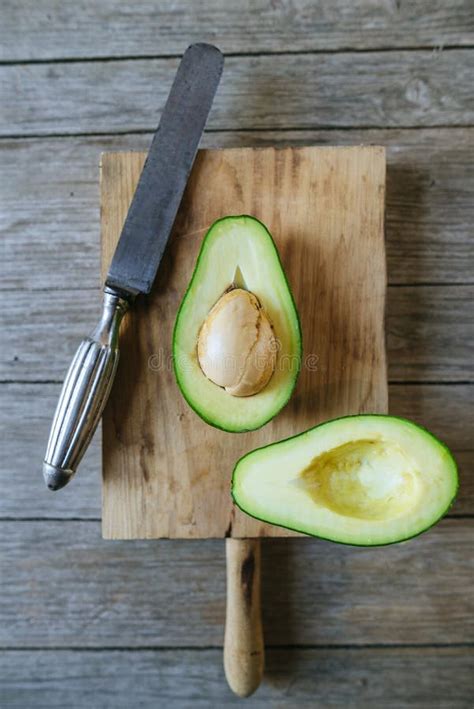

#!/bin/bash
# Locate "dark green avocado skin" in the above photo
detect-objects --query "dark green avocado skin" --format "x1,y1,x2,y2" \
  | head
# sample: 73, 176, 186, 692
173, 215, 302, 433
231, 414, 459, 546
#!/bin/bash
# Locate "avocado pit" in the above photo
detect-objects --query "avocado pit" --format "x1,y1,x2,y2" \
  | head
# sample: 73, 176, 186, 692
197, 288, 276, 397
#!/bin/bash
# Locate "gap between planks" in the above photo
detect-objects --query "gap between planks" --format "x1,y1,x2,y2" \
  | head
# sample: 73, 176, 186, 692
1, 638, 471, 648
1, 125, 474, 141
2, 125, 474, 141
1, 45, 473, 67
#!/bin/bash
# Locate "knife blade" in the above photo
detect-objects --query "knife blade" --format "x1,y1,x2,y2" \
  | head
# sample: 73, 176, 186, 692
43, 43, 224, 491
107, 43, 224, 297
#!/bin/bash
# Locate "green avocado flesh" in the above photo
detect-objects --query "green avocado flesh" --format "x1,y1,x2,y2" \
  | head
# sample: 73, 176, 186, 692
173, 215, 302, 432
232, 415, 458, 545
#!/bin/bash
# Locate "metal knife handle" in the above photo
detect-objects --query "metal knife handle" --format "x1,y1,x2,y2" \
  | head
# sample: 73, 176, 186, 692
43, 289, 129, 490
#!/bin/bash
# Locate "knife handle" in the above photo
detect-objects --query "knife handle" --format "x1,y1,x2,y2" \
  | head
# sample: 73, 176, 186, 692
43, 289, 129, 490
224, 538, 264, 697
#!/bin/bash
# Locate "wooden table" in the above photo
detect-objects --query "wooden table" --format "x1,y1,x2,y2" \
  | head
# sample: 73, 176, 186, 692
1, 2, 473, 706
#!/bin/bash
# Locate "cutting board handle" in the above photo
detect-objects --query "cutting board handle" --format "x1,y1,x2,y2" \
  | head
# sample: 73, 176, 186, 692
224, 538, 264, 697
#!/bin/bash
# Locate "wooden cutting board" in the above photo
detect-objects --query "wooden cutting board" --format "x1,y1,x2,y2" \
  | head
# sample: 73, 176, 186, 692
101, 146, 387, 540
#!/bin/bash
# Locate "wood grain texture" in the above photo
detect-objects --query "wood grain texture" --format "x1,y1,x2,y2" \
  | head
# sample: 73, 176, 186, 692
100, 146, 387, 539
2, 128, 473, 291
2, 51, 473, 137
1, 3, 472, 704
3, 286, 472, 383
4, 127, 474, 288
387, 286, 474, 381
1, 383, 471, 520
2, 0, 473, 61
1, 520, 472, 647
1, 647, 473, 708
0, 383, 101, 519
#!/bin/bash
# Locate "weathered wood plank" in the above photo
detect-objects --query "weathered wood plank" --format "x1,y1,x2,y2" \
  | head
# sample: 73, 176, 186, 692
0, 647, 472, 708
1, 51, 473, 137
0, 519, 472, 647
1, 6, 471, 704
2, 129, 472, 290
389, 384, 474, 451
0, 384, 100, 519
451, 452, 474, 515
2, 383, 471, 520
2, 287, 472, 382
387, 286, 474, 382
1, 0, 473, 61
1, 289, 103, 382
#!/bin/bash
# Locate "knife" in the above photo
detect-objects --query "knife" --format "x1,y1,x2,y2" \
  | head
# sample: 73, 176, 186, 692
43, 43, 224, 491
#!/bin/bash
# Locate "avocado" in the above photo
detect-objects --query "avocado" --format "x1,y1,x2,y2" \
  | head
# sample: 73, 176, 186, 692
173, 215, 302, 432
232, 415, 458, 545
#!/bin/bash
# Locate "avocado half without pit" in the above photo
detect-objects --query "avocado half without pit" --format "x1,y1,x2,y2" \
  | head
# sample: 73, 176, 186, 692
173, 215, 302, 432
232, 415, 458, 545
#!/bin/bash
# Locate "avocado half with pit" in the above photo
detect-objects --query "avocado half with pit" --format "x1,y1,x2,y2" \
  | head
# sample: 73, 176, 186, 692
232, 415, 458, 545
173, 215, 301, 432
